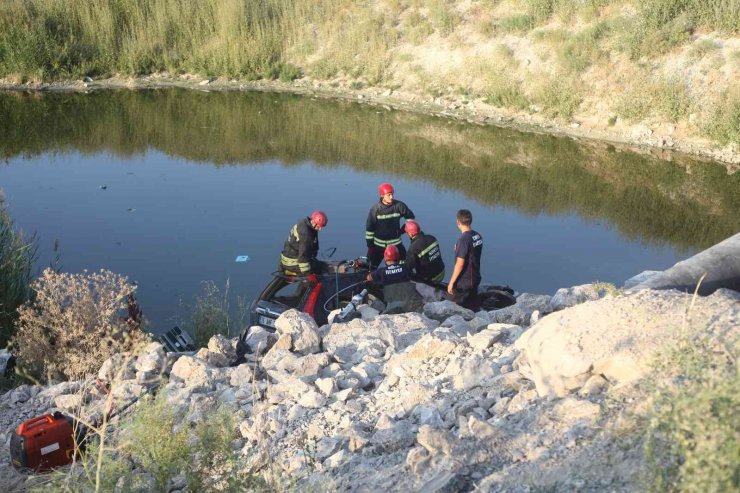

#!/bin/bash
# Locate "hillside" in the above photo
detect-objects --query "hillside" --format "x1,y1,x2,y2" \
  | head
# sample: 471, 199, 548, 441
1, 0, 738, 162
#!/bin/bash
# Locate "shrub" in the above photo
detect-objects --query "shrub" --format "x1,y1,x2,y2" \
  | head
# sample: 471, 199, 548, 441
531, 74, 581, 118
278, 62, 302, 82
12, 268, 148, 381
645, 333, 739, 492
655, 78, 692, 123
0, 205, 37, 347
701, 86, 740, 145
498, 14, 535, 33
189, 279, 247, 348
557, 22, 610, 73
483, 73, 529, 109
427, 0, 460, 37
687, 38, 720, 60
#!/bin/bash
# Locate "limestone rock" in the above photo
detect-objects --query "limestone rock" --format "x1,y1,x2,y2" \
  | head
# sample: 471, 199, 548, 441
492, 293, 552, 326
208, 334, 237, 363
451, 355, 498, 391
579, 374, 609, 396
134, 342, 166, 373
243, 326, 276, 354
550, 284, 610, 312
273, 334, 293, 351
515, 289, 740, 398
54, 394, 82, 410
424, 301, 475, 321
316, 377, 337, 396
417, 425, 453, 456
230, 363, 255, 387
274, 309, 321, 355
98, 354, 137, 382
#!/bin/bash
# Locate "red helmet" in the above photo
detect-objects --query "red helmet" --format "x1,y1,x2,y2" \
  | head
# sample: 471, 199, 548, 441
404, 220, 420, 236
378, 182, 394, 196
383, 245, 400, 262
311, 210, 328, 228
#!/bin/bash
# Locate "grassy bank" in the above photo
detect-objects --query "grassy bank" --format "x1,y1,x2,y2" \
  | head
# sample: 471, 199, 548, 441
1, 0, 738, 146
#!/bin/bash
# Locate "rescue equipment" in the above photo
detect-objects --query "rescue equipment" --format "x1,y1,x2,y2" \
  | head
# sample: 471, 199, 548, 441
9, 412, 86, 472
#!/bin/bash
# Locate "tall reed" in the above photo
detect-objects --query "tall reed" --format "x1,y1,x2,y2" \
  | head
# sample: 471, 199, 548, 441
0, 205, 37, 347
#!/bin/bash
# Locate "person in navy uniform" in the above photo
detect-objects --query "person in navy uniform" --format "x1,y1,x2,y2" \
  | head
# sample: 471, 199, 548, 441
279, 211, 328, 275
447, 209, 483, 311
367, 245, 423, 314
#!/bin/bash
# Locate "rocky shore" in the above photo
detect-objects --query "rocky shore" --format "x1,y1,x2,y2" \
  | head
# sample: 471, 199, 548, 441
1, 280, 737, 492
1, 75, 738, 169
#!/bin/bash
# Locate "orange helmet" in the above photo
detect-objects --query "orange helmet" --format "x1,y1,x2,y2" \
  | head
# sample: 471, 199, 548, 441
404, 220, 420, 236
311, 210, 328, 228
384, 245, 400, 262
378, 182, 394, 196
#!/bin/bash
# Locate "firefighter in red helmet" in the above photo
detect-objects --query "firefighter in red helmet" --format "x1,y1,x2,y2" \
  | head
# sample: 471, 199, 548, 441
365, 182, 415, 268
279, 211, 328, 275
366, 245, 423, 313
404, 220, 445, 283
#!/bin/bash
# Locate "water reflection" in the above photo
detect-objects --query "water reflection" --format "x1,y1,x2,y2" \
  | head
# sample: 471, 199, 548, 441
1, 89, 737, 251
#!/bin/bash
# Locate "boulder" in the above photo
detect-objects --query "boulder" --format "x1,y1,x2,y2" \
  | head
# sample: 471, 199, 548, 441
230, 363, 255, 387
135, 342, 166, 373
274, 309, 321, 355
170, 355, 213, 389
417, 425, 454, 456
515, 289, 740, 398
208, 334, 237, 363
550, 284, 610, 312
491, 293, 551, 326
424, 301, 475, 321
243, 326, 276, 354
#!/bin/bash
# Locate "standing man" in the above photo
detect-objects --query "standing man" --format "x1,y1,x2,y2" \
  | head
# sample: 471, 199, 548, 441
365, 182, 415, 268
447, 209, 483, 311
404, 220, 445, 283
279, 210, 328, 275
366, 245, 423, 313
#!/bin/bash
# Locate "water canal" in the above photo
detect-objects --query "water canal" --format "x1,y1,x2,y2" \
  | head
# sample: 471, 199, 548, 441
1, 89, 738, 330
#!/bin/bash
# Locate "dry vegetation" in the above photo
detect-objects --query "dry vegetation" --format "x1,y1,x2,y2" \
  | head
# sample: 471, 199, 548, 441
12, 269, 149, 382
0, 0, 738, 146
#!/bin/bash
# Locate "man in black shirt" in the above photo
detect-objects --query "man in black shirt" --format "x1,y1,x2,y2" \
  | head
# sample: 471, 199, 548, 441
365, 182, 415, 268
404, 220, 445, 283
447, 209, 483, 311
279, 211, 328, 275
367, 245, 423, 313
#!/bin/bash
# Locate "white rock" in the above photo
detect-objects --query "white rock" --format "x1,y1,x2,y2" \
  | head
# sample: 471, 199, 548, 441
275, 309, 321, 355
316, 377, 337, 396
99, 354, 137, 382
135, 342, 166, 373
298, 390, 326, 408
54, 394, 82, 410
491, 293, 552, 326
549, 284, 610, 312
243, 326, 275, 354
230, 363, 255, 387
208, 334, 237, 362
417, 425, 453, 456
424, 301, 475, 321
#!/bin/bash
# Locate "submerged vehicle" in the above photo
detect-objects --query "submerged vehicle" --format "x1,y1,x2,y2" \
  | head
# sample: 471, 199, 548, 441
246, 256, 516, 332
248, 257, 382, 330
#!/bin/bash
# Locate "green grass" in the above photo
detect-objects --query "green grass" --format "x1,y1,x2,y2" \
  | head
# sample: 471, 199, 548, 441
498, 14, 535, 33
557, 22, 611, 72
616, 76, 693, 124
645, 331, 739, 492
687, 38, 720, 60
532, 74, 581, 118
483, 73, 529, 109
702, 86, 740, 145
0, 206, 37, 347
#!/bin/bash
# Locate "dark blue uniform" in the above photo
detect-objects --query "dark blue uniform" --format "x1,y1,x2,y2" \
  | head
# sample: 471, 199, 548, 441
453, 230, 483, 310
365, 200, 414, 266
369, 263, 423, 313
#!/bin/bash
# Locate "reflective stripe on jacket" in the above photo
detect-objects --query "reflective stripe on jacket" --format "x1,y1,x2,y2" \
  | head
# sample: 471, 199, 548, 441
280, 217, 318, 273
365, 199, 414, 248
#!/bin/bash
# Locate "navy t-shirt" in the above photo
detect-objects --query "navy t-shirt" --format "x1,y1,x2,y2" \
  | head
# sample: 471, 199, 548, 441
370, 263, 411, 286
454, 230, 483, 289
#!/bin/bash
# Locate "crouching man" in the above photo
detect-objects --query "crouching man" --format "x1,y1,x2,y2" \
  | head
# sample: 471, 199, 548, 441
366, 245, 423, 314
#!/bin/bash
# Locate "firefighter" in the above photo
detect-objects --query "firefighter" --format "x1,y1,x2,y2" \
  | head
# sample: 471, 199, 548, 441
279, 211, 328, 275
366, 245, 423, 313
403, 220, 445, 284
447, 209, 484, 311
365, 182, 415, 268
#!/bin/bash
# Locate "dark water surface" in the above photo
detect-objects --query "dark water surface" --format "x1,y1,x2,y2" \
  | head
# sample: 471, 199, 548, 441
1, 90, 738, 330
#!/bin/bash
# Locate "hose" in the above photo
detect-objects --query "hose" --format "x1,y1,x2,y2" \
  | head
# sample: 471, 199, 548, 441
322, 279, 370, 312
